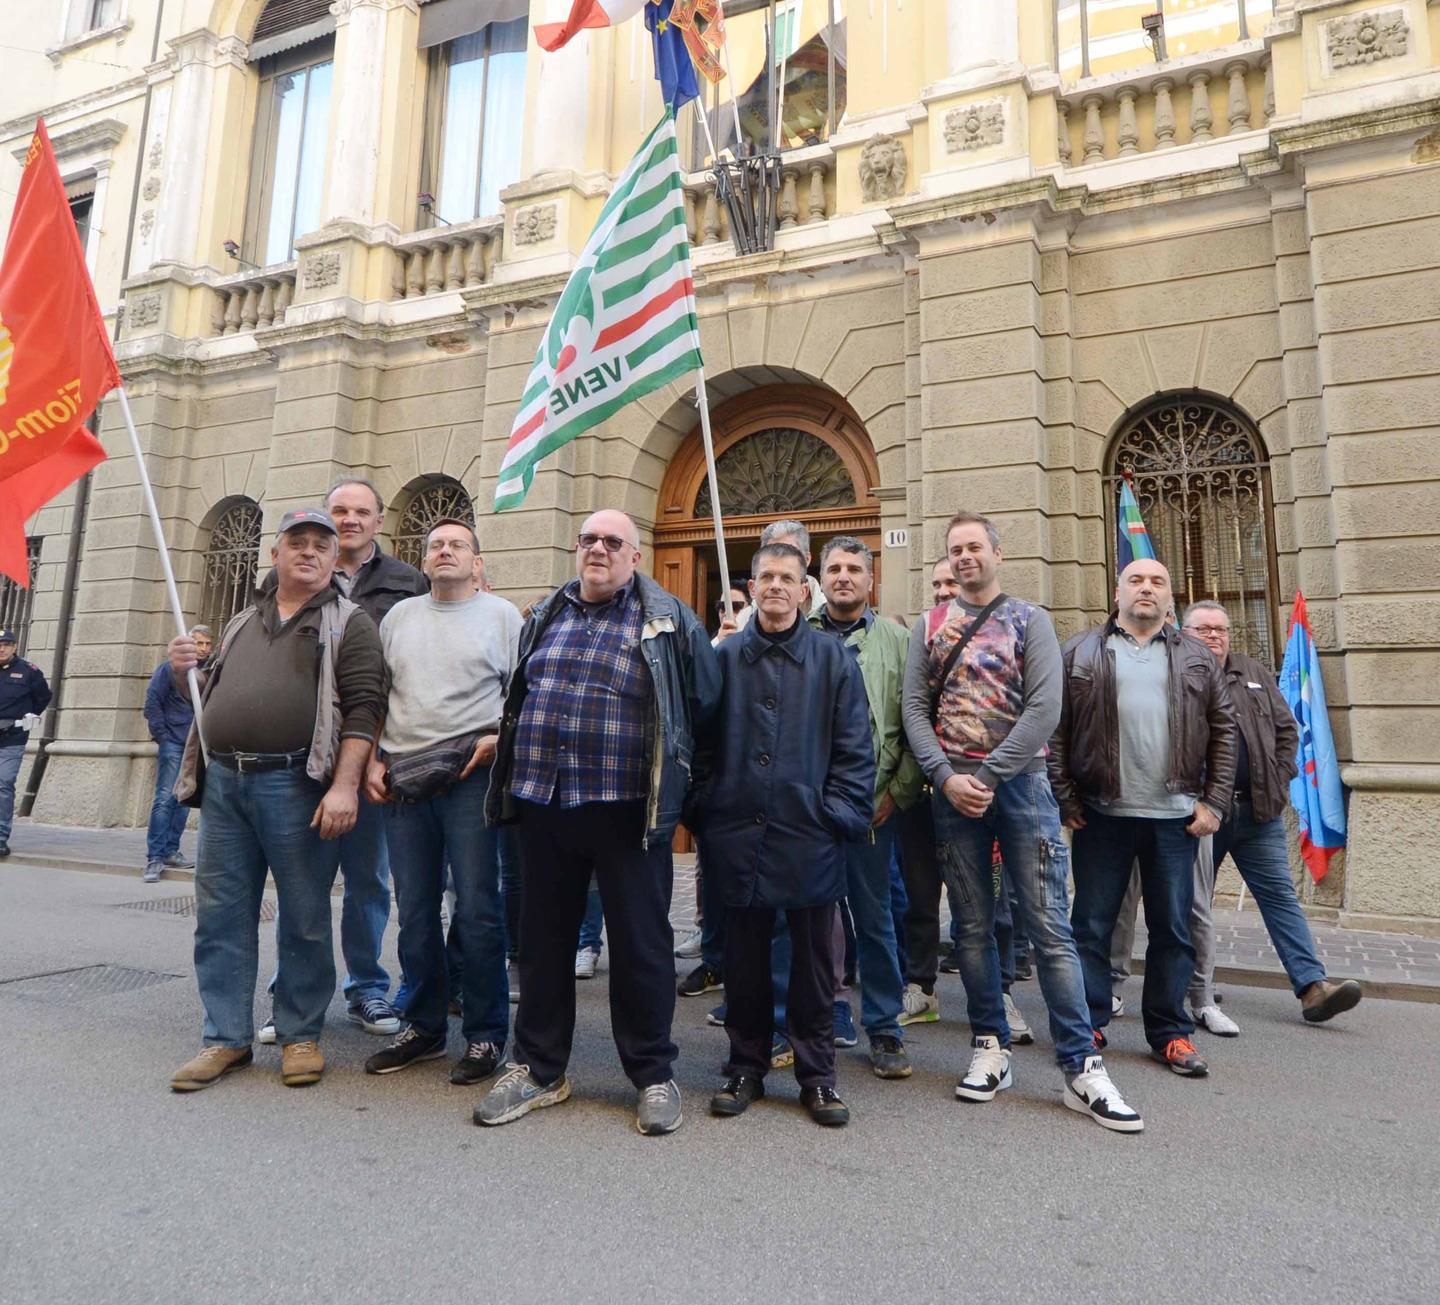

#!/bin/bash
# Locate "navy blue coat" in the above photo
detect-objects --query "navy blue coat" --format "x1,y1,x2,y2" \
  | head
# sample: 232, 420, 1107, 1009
143, 660, 194, 747
690, 616, 875, 909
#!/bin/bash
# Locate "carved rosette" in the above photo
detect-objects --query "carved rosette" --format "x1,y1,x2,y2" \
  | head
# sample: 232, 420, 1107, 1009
1325, 8, 1410, 71
301, 250, 342, 290
944, 100, 1006, 154
513, 203, 558, 245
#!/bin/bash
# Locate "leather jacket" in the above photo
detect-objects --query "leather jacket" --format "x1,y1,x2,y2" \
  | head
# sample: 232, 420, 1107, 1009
1048, 618, 1237, 821
1223, 650, 1299, 823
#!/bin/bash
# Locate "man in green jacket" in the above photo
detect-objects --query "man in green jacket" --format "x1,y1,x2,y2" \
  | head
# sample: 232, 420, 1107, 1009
809, 536, 922, 1079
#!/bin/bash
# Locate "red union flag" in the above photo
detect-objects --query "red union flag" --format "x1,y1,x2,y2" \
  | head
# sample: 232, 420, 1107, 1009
0, 118, 120, 585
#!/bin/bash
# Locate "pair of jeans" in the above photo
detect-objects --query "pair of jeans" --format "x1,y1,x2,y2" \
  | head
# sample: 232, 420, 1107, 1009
577, 874, 605, 954
145, 740, 190, 861
1072, 807, 1197, 1049
0, 742, 24, 844
841, 821, 905, 1042
514, 800, 677, 1088
932, 771, 1095, 1075
384, 767, 509, 1048
194, 765, 340, 1047
1208, 801, 1326, 999
337, 799, 393, 1005
887, 837, 909, 975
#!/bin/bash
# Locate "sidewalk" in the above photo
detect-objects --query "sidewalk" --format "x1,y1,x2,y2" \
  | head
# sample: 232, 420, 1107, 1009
9, 819, 1440, 1001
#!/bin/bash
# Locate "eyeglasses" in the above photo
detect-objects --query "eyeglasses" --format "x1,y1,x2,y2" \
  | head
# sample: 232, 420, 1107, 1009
576, 533, 635, 553
426, 538, 474, 553
1184, 625, 1231, 637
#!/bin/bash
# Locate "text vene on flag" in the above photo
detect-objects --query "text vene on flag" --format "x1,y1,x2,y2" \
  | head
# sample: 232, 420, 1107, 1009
1279, 591, 1347, 882
0, 119, 119, 586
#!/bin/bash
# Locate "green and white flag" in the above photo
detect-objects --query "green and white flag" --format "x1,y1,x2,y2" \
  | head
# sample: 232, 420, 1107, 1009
494, 114, 703, 511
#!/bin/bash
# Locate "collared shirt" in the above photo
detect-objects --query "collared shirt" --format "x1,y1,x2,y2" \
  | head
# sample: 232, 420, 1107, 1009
509, 578, 651, 807
333, 542, 378, 597
818, 605, 874, 662
1097, 627, 1194, 818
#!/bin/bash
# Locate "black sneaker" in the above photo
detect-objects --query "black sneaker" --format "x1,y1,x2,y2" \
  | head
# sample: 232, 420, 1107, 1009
869, 1035, 913, 1079
348, 997, 402, 1036
364, 1027, 447, 1075
800, 1084, 850, 1127
1013, 951, 1033, 982
677, 963, 723, 998
710, 1073, 765, 1117
450, 1041, 502, 1085
939, 947, 962, 974
164, 853, 196, 869
0, 843, 11, 859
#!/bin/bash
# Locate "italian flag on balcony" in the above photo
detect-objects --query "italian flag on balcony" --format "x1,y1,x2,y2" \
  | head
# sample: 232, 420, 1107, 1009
494, 113, 703, 511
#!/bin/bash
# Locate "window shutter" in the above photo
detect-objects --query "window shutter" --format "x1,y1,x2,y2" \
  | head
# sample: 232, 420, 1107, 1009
249, 0, 337, 61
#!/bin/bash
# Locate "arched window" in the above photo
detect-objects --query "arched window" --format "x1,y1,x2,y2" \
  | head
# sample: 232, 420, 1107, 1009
200, 500, 263, 633
1105, 394, 1279, 664
392, 478, 475, 569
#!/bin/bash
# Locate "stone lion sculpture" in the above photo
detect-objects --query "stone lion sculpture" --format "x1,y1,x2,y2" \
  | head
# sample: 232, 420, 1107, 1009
859, 133, 908, 202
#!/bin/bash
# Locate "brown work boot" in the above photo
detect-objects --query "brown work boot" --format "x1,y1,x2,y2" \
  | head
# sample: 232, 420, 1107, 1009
170, 1045, 253, 1092
281, 1040, 325, 1087
1301, 978, 1362, 1024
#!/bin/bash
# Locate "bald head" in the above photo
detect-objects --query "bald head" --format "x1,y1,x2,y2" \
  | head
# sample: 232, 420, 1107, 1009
576, 509, 642, 602
1115, 558, 1172, 639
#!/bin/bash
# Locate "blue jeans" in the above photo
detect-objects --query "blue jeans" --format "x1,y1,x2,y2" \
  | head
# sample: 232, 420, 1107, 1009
1072, 807, 1197, 1049
145, 741, 190, 861
843, 821, 905, 1042
932, 771, 1094, 1075
1215, 801, 1325, 997
0, 742, 23, 844
194, 765, 340, 1047
338, 799, 392, 1005
578, 873, 605, 953
887, 838, 908, 975
384, 767, 508, 1047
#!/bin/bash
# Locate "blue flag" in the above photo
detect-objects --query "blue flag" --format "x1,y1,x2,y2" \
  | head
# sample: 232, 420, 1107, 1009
648, 0, 701, 112
1116, 476, 1157, 572
1278, 591, 1346, 882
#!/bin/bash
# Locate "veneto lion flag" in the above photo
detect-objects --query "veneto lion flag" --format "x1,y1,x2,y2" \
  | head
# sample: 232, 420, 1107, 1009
0, 118, 120, 585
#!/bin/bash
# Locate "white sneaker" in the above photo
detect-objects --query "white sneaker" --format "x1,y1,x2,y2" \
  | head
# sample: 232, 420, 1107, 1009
955, 1034, 1012, 1102
1111, 993, 1125, 1017
1194, 1003, 1240, 1037
673, 928, 702, 959
1064, 1055, 1144, 1133
574, 947, 599, 980
257, 1017, 277, 1045
899, 983, 939, 1026
1003, 991, 1034, 1045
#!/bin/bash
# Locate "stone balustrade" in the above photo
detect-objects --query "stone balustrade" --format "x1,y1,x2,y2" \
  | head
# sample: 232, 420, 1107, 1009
211, 266, 296, 336
391, 218, 502, 300
1057, 45, 1274, 166
683, 146, 836, 250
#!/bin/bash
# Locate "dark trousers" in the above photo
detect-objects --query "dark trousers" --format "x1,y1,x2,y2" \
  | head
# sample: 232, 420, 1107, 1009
724, 902, 837, 1090
514, 799, 677, 1089
898, 799, 943, 990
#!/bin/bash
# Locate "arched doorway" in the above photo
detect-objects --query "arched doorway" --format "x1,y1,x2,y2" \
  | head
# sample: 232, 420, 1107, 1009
653, 384, 883, 634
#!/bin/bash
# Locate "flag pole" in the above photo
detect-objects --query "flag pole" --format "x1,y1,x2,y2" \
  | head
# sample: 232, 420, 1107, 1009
692, 366, 735, 622
115, 386, 208, 762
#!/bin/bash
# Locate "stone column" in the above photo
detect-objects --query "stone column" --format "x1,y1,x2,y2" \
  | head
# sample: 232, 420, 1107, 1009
946, 0, 1019, 78
529, 0, 594, 175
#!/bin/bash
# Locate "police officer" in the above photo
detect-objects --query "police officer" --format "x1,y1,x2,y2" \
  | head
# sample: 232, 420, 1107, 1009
0, 628, 53, 859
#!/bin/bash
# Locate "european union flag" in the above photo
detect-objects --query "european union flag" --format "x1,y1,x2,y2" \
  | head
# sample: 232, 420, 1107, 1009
647, 0, 701, 112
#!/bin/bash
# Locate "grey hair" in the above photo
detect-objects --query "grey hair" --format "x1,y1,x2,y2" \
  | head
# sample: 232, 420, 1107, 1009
760, 519, 810, 558
820, 534, 873, 572
188, 624, 213, 637
1182, 599, 1230, 625
325, 476, 385, 516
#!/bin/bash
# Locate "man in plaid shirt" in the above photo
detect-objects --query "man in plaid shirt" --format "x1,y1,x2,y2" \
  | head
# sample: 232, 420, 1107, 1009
480, 510, 721, 1135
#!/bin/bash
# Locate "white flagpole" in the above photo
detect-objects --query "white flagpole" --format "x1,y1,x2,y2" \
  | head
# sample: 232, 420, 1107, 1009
692, 367, 736, 621
115, 386, 208, 762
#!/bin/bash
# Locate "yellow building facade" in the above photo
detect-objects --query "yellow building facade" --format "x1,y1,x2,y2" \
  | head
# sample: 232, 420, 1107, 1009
2, 0, 1439, 926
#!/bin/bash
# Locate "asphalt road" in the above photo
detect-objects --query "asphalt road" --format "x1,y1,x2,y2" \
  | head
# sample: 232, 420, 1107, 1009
1, 861, 1436, 1305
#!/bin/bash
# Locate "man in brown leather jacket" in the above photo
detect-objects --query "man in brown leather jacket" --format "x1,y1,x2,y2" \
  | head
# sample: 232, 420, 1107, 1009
1180, 601, 1362, 1033
1051, 559, 1235, 1078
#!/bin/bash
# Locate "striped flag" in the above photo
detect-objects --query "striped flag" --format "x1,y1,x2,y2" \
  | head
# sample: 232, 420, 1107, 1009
494, 114, 702, 511
535, 0, 649, 52
1279, 592, 1346, 882
1116, 474, 1157, 571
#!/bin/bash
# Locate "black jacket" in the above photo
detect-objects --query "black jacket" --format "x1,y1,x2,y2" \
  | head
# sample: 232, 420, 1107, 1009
261, 544, 426, 627
689, 616, 875, 909
1049, 618, 1236, 821
1223, 650, 1299, 823
485, 573, 721, 847
0, 655, 52, 747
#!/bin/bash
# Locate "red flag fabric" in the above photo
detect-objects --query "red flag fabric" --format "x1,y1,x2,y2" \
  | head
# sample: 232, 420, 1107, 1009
0, 118, 120, 585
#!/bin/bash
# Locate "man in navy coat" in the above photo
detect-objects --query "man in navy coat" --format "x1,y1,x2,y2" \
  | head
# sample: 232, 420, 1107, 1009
692, 542, 874, 1127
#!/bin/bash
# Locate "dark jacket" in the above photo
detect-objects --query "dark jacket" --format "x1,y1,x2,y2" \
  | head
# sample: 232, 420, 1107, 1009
0, 655, 53, 748
485, 572, 721, 847
144, 660, 194, 747
1049, 618, 1237, 821
689, 616, 876, 909
1223, 650, 1299, 823
261, 544, 426, 626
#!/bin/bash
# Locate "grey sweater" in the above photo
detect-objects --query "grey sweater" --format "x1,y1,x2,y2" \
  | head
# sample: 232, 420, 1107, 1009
901, 595, 1064, 792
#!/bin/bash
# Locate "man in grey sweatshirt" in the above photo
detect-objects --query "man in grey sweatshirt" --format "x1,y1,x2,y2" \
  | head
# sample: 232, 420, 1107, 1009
901, 511, 1142, 1134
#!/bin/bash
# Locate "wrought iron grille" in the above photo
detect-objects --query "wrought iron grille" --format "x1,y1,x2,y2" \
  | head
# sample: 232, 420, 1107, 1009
0, 537, 42, 644
393, 479, 475, 569
199, 501, 262, 633
1105, 397, 1279, 665
694, 428, 856, 518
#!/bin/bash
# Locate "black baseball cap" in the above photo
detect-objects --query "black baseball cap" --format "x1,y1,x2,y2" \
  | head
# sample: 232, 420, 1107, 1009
277, 507, 338, 535
0, 629, 16, 643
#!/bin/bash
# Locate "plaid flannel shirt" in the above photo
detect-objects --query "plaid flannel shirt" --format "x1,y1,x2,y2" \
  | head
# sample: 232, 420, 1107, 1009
509, 578, 651, 807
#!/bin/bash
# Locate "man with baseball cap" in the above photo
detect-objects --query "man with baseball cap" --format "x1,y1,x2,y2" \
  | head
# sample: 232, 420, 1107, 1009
166, 507, 385, 1093
0, 627, 52, 859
